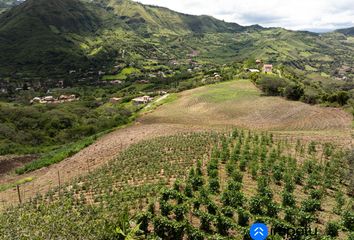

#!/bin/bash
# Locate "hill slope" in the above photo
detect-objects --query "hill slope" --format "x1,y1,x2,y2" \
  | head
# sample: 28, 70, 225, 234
0, 0, 107, 76
101, 0, 244, 34
336, 27, 354, 35
0, 0, 23, 13
0, 0, 246, 78
0, 0, 353, 83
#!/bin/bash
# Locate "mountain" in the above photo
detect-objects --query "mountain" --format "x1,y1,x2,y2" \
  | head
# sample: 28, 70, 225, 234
0, 0, 353, 83
0, 0, 23, 13
97, 0, 244, 34
336, 27, 354, 35
0, 0, 108, 77
0, 0, 248, 79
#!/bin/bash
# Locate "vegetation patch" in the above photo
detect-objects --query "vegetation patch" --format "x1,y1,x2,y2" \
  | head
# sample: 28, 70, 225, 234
0, 130, 352, 239
102, 67, 141, 81
0, 177, 34, 192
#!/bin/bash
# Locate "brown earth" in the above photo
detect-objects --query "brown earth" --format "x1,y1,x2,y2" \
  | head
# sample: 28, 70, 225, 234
0, 155, 37, 177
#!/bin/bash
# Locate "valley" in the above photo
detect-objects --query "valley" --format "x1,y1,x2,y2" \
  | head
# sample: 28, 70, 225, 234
0, 0, 353, 239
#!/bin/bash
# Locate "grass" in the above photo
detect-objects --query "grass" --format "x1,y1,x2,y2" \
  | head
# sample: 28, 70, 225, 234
142, 79, 352, 137
193, 79, 260, 103
0, 177, 34, 192
102, 67, 141, 81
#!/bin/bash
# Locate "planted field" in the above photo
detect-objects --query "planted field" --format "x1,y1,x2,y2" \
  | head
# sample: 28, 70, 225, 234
0, 129, 352, 239
142, 80, 352, 141
0, 123, 206, 209
0, 132, 220, 238
1, 79, 351, 210
140, 130, 353, 239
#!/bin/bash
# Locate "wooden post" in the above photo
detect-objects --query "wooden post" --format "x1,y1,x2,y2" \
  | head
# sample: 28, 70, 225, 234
87, 159, 90, 173
17, 185, 22, 204
58, 170, 61, 198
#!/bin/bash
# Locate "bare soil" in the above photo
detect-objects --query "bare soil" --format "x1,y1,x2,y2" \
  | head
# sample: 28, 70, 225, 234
0, 155, 37, 177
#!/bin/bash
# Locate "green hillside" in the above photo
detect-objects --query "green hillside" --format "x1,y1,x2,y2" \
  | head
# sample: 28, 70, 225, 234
0, 0, 108, 76
336, 27, 354, 36
0, 0, 23, 13
0, 0, 353, 84
100, 0, 244, 34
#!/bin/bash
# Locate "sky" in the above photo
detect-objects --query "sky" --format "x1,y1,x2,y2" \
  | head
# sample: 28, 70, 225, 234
134, 0, 354, 32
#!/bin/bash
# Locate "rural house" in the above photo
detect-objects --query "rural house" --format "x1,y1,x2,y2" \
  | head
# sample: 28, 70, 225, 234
132, 96, 153, 105
137, 80, 150, 84
247, 69, 260, 73
263, 64, 273, 73
109, 97, 122, 104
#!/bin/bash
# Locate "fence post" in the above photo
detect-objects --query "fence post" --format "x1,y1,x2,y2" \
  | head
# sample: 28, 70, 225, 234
58, 170, 61, 198
87, 159, 90, 173
17, 185, 22, 204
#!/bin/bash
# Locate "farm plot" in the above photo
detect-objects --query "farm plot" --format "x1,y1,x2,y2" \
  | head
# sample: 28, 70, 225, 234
142, 80, 352, 143
1, 129, 352, 239
138, 130, 353, 239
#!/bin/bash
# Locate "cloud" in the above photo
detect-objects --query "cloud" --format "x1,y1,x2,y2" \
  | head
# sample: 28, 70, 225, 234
133, 0, 354, 32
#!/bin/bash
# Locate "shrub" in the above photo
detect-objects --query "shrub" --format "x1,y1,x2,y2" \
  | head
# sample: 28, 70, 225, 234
343, 210, 354, 231
301, 199, 321, 213
282, 191, 296, 207
237, 209, 249, 226
325, 222, 339, 237
249, 196, 264, 215
284, 83, 304, 100
216, 214, 232, 236
221, 190, 244, 208
208, 178, 220, 193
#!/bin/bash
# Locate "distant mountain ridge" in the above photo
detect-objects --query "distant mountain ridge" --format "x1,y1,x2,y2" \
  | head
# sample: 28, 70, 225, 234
0, 0, 23, 12
0, 0, 353, 82
336, 27, 354, 36
0, 0, 251, 78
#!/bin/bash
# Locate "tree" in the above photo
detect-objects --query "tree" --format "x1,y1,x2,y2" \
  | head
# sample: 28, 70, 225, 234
256, 75, 288, 96
328, 91, 349, 106
284, 83, 304, 100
